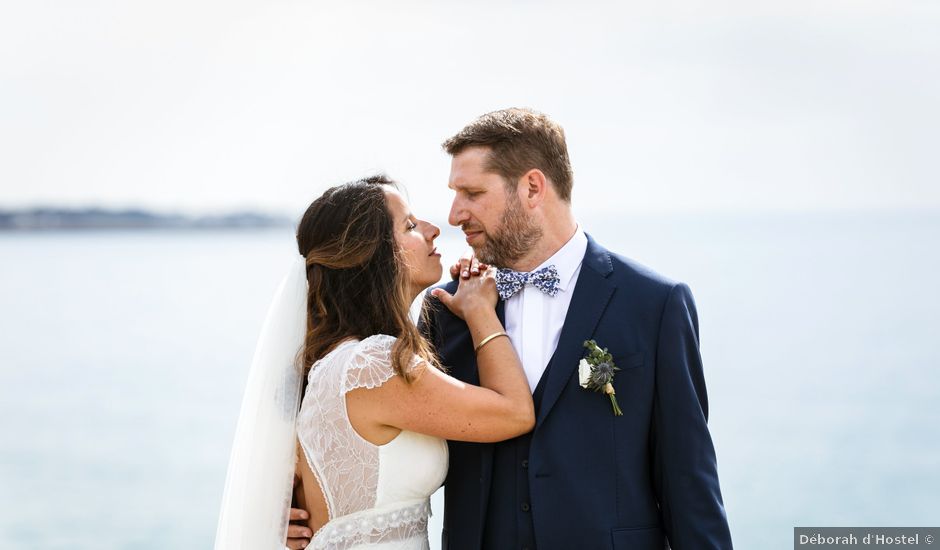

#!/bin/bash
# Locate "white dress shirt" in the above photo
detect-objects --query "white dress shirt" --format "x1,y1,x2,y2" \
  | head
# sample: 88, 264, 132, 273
504, 226, 588, 392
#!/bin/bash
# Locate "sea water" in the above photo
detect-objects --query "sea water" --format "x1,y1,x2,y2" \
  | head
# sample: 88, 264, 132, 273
1, 211, 937, 549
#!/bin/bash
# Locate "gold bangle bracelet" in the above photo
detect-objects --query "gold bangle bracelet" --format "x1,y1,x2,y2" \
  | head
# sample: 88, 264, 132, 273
474, 331, 509, 354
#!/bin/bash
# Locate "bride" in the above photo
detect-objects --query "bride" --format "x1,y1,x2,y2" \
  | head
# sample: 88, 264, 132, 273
215, 175, 534, 549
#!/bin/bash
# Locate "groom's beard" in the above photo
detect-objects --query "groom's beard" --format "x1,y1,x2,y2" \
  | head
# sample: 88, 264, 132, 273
472, 192, 542, 268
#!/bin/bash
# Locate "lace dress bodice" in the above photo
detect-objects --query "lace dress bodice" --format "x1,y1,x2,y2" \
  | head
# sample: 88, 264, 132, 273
296, 335, 449, 550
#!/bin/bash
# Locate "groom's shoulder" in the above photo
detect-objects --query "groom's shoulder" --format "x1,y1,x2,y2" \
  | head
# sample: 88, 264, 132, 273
422, 279, 460, 324
589, 237, 678, 293
612, 252, 675, 288
434, 279, 460, 294
594, 245, 693, 316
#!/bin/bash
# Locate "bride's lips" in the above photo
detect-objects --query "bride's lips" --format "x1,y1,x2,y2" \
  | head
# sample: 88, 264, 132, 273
429, 247, 440, 257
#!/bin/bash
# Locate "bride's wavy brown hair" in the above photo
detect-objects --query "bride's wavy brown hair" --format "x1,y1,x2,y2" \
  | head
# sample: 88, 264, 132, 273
296, 175, 439, 380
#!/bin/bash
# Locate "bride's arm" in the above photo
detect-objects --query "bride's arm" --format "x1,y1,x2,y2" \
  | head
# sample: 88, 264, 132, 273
346, 268, 535, 443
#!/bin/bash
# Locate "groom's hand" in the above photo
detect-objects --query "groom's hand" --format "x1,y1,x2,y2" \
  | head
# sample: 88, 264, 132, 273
286, 507, 312, 549
450, 249, 486, 280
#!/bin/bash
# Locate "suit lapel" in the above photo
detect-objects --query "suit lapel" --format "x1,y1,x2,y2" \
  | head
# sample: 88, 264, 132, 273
535, 236, 615, 429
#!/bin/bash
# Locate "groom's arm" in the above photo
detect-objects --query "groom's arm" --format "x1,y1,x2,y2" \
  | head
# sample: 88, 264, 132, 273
650, 283, 733, 549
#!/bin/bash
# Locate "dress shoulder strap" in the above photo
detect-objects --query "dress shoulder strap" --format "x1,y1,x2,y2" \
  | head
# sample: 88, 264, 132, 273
341, 334, 413, 394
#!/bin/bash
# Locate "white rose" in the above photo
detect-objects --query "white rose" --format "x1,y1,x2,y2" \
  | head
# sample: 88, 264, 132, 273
578, 359, 592, 388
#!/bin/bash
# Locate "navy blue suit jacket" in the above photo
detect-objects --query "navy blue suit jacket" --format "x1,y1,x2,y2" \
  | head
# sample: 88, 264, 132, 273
420, 235, 732, 550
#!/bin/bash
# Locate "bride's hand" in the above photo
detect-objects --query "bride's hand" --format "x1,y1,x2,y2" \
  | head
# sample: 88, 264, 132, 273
432, 266, 498, 322
449, 249, 488, 280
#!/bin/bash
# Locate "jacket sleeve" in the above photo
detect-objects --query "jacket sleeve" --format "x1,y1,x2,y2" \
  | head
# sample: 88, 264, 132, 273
651, 283, 733, 549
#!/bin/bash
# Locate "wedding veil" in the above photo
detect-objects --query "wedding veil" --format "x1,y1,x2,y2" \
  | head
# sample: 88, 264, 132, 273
215, 256, 307, 549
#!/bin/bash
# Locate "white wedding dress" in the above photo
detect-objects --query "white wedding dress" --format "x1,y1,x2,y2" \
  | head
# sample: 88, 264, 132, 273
297, 334, 449, 550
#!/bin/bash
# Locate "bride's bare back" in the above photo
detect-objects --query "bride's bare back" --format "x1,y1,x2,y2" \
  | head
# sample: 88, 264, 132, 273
295, 440, 330, 534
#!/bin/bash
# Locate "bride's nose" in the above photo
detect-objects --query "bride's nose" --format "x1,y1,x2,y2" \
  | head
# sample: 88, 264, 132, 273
423, 221, 440, 241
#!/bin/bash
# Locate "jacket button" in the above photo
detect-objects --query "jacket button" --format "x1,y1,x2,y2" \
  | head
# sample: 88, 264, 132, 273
521, 502, 530, 512
521, 459, 528, 469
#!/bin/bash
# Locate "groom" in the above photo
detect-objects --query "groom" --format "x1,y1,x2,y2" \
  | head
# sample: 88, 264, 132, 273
424, 108, 732, 550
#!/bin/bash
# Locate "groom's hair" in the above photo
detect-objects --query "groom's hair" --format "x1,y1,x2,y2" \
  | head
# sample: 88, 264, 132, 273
442, 107, 574, 202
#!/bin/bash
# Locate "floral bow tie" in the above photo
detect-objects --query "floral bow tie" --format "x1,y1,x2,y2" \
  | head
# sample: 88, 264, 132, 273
495, 265, 561, 300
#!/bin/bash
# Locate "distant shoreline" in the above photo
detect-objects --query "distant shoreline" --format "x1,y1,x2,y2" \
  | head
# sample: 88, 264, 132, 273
0, 208, 293, 231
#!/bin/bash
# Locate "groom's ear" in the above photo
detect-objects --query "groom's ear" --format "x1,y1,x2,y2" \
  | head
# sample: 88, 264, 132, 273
520, 169, 548, 206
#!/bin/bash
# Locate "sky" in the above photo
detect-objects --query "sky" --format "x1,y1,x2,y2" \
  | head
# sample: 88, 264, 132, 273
1, 0, 938, 220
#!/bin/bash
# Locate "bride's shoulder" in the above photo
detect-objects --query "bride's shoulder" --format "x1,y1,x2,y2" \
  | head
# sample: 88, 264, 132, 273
351, 333, 396, 355
311, 334, 409, 389
343, 334, 409, 392
314, 334, 392, 361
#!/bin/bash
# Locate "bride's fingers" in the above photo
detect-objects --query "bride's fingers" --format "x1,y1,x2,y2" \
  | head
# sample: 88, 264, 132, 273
456, 258, 485, 278
456, 248, 477, 279
431, 288, 456, 311
449, 258, 474, 280
470, 261, 490, 277
469, 255, 481, 276
459, 258, 471, 279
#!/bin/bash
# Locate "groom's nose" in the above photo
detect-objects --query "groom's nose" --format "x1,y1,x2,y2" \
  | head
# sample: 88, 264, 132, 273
448, 198, 465, 227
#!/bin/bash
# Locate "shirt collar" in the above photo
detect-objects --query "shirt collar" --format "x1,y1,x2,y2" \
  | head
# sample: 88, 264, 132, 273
534, 225, 587, 292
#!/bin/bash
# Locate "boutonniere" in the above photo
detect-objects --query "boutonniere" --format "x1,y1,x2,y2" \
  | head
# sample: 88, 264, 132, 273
578, 340, 622, 416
